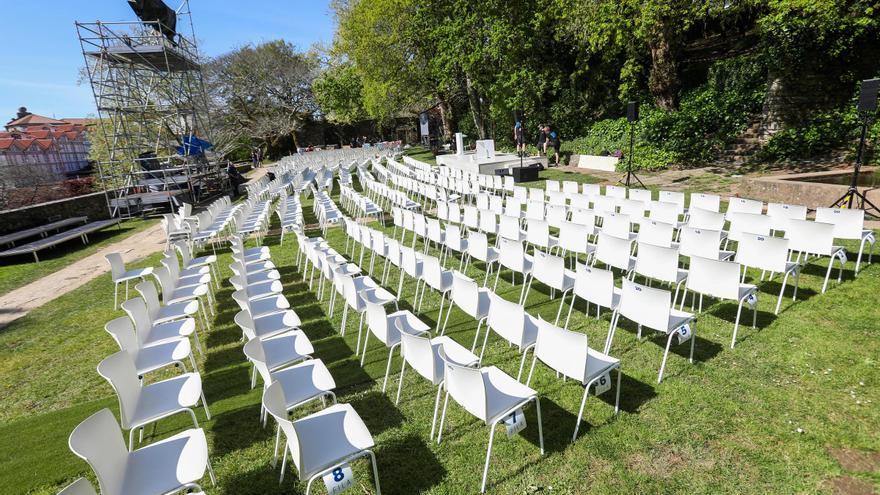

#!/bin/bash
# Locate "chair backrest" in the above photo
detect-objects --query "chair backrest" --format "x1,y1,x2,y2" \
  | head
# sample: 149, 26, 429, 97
448, 203, 462, 224
476, 193, 490, 210
573, 263, 616, 308
479, 209, 497, 234
96, 351, 141, 429
678, 226, 724, 259
618, 198, 647, 219
421, 254, 445, 288
68, 409, 129, 495
58, 478, 98, 495
243, 338, 273, 388
558, 221, 591, 254
413, 213, 427, 236
438, 347, 487, 420
104, 253, 126, 280
546, 204, 568, 228
726, 197, 764, 219
690, 193, 720, 212
173, 241, 194, 266
766, 202, 807, 233
638, 219, 674, 248
134, 280, 163, 321
489, 195, 504, 215
562, 181, 579, 195
569, 193, 591, 210
364, 291, 396, 345
463, 205, 480, 230
505, 196, 524, 217
633, 242, 680, 284
686, 255, 742, 300
735, 233, 790, 273
787, 219, 836, 256
525, 200, 545, 221
437, 202, 449, 222
427, 218, 443, 242
727, 212, 772, 241
445, 224, 464, 249
451, 272, 483, 317
547, 191, 567, 207
262, 381, 304, 471
546, 180, 560, 193
401, 246, 421, 277
526, 219, 552, 248
816, 207, 865, 240
498, 215, 522, 241
104, 316, 139, 354
569, 207, 596, 228
659, 190, 686, 211
618, 279, 671, 331
595, 232, 633, 272
513, 186, 527, 201
582, 183, 601, 196
398, 326, 440, 383
532, 250, 567, 290
593, 195, 617, 214
467, 231, 491, 259
153, 266, 176, 304
121, 297, 155, 346
687, 207, 725, 231
487, 291, 530, 347
528, 187, 544, 202
605, 185, 626, 199
649, 201, 681, 225
497, 237, 527, 271
533, 316, 589, 383
601, 212, 631, 239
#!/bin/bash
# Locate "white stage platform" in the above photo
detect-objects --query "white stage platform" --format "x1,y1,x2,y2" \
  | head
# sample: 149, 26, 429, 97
436, 152, 547, 174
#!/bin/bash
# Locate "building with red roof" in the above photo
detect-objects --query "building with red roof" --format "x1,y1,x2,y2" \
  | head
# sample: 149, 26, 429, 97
0, 107, 92, 185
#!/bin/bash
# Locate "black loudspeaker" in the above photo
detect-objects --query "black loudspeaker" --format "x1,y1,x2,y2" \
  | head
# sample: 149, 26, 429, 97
857, 79, 880, 113
627, 101, 639, 122
514, 109, 524, 123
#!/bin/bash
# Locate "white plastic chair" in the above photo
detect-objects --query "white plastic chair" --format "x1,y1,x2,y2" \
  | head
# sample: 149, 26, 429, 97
766, 202, 807, 235
557, 220, 596, 267
69, 408, 215, 494
97, 350, 210, 450
360, 289, 431, 391
477, 292, 538, 379
786, 218, 848, 293
526, 219, 559, 253
442, 224, 468, 269
630, 242, 688, 304
687, 206, 726, 232
395, 325, 480, 422
736, 233, 800, 314
608, 279, 697, 383
525, 316, 620, 442
524, 250, 575, 325
263, 382, 381, 492
678, 227, 734, 262
592, 232, 635, 275
637, 219, 675, 248
463, 231, 499, 285
816, 207, 875, 274
680, 255, 757, 348
441, 272, 491, 339
172, 241, 220, 289
136, 280, 209, 333
122, 297, 202, 355
104, 316, 197, 376
498, 214, 527, 243
564, 263, 621, 328
435, 347, 544, 494
398, 246, 424, 298
725, 197, 764, 220
105, 253, 153, 309
690, 193, 720, 212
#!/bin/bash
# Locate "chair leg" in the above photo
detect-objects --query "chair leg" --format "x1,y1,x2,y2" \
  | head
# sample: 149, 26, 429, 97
360, 333, 370, 366
775, 272, 790, 315
535, 397, 545, 454
480, 426, 498, 493
395, 360, 407, 404
572, 386, 590, 443
430, 383, 444, 439
368, 450, 382, 495
471, 318, 486, 352
822, 256, 834, 293
437, 390, 450, 443
657, 331, 677, 383
200, 390, 211, 420
382, 344, 400, 392
732, 300, 744, 349
614, 368, 622, 414
114, 282, 119, 309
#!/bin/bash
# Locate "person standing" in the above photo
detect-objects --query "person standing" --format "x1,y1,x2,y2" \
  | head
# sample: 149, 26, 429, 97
251, 148, 259, 168
514, 121, 525, 156
536, 124, 547, 156
544, 125, 561, 167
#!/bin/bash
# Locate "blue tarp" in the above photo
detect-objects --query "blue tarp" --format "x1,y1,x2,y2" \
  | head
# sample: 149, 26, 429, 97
177, 135, 213, 156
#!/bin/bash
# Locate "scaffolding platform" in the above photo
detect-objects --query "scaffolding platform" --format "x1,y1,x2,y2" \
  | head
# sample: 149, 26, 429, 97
85, 44, 199, 72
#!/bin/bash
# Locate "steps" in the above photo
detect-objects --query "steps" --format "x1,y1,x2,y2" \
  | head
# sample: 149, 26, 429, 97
713, 118, 768, 165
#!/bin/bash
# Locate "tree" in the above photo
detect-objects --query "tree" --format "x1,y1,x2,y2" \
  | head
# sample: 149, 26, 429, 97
313, 62, 367, 124
205, 41, 319, 156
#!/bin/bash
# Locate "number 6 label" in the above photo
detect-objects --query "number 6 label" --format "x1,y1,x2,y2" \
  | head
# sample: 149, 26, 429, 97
323, 464, 354, 495
594, 372, 611, 396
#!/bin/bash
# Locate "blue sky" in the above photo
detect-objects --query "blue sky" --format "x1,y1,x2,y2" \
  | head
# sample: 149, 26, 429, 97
0, 1, 335, 122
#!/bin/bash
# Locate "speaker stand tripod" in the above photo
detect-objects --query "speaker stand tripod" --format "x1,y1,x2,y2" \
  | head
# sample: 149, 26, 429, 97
620, 121, 646, 189
831, 112, 879, 215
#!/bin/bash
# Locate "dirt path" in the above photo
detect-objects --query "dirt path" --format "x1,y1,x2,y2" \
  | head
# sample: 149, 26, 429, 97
0, 223, 166, 328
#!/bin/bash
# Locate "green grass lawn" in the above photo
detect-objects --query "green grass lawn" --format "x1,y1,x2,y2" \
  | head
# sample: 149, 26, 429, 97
0, 218, 157, 297
1, 188, 879, 494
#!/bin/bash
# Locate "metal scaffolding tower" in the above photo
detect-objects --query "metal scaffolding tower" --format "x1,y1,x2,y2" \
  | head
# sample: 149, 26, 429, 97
76, 1, 225, 218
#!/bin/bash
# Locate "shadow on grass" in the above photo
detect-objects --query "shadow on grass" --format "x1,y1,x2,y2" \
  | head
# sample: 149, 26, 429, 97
349, 391, 405, 436
376, 433, 446, 494
210, 402, 271, 457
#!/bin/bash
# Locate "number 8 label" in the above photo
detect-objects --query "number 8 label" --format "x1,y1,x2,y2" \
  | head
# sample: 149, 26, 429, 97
323, 464, 354, 495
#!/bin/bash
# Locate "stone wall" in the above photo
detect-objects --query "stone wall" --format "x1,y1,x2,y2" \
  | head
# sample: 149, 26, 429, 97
0, 191, 110, 235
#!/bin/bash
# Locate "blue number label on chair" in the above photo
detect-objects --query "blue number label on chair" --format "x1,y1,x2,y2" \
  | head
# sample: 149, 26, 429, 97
594, 372, 612, 396
676, 324, 692, 344
323, 464, 354, 495
504, 408, 527, 438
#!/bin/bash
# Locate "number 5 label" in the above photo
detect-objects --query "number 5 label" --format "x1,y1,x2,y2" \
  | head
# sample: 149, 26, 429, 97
323, 465, 354, 495
504, 408, 527, 438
